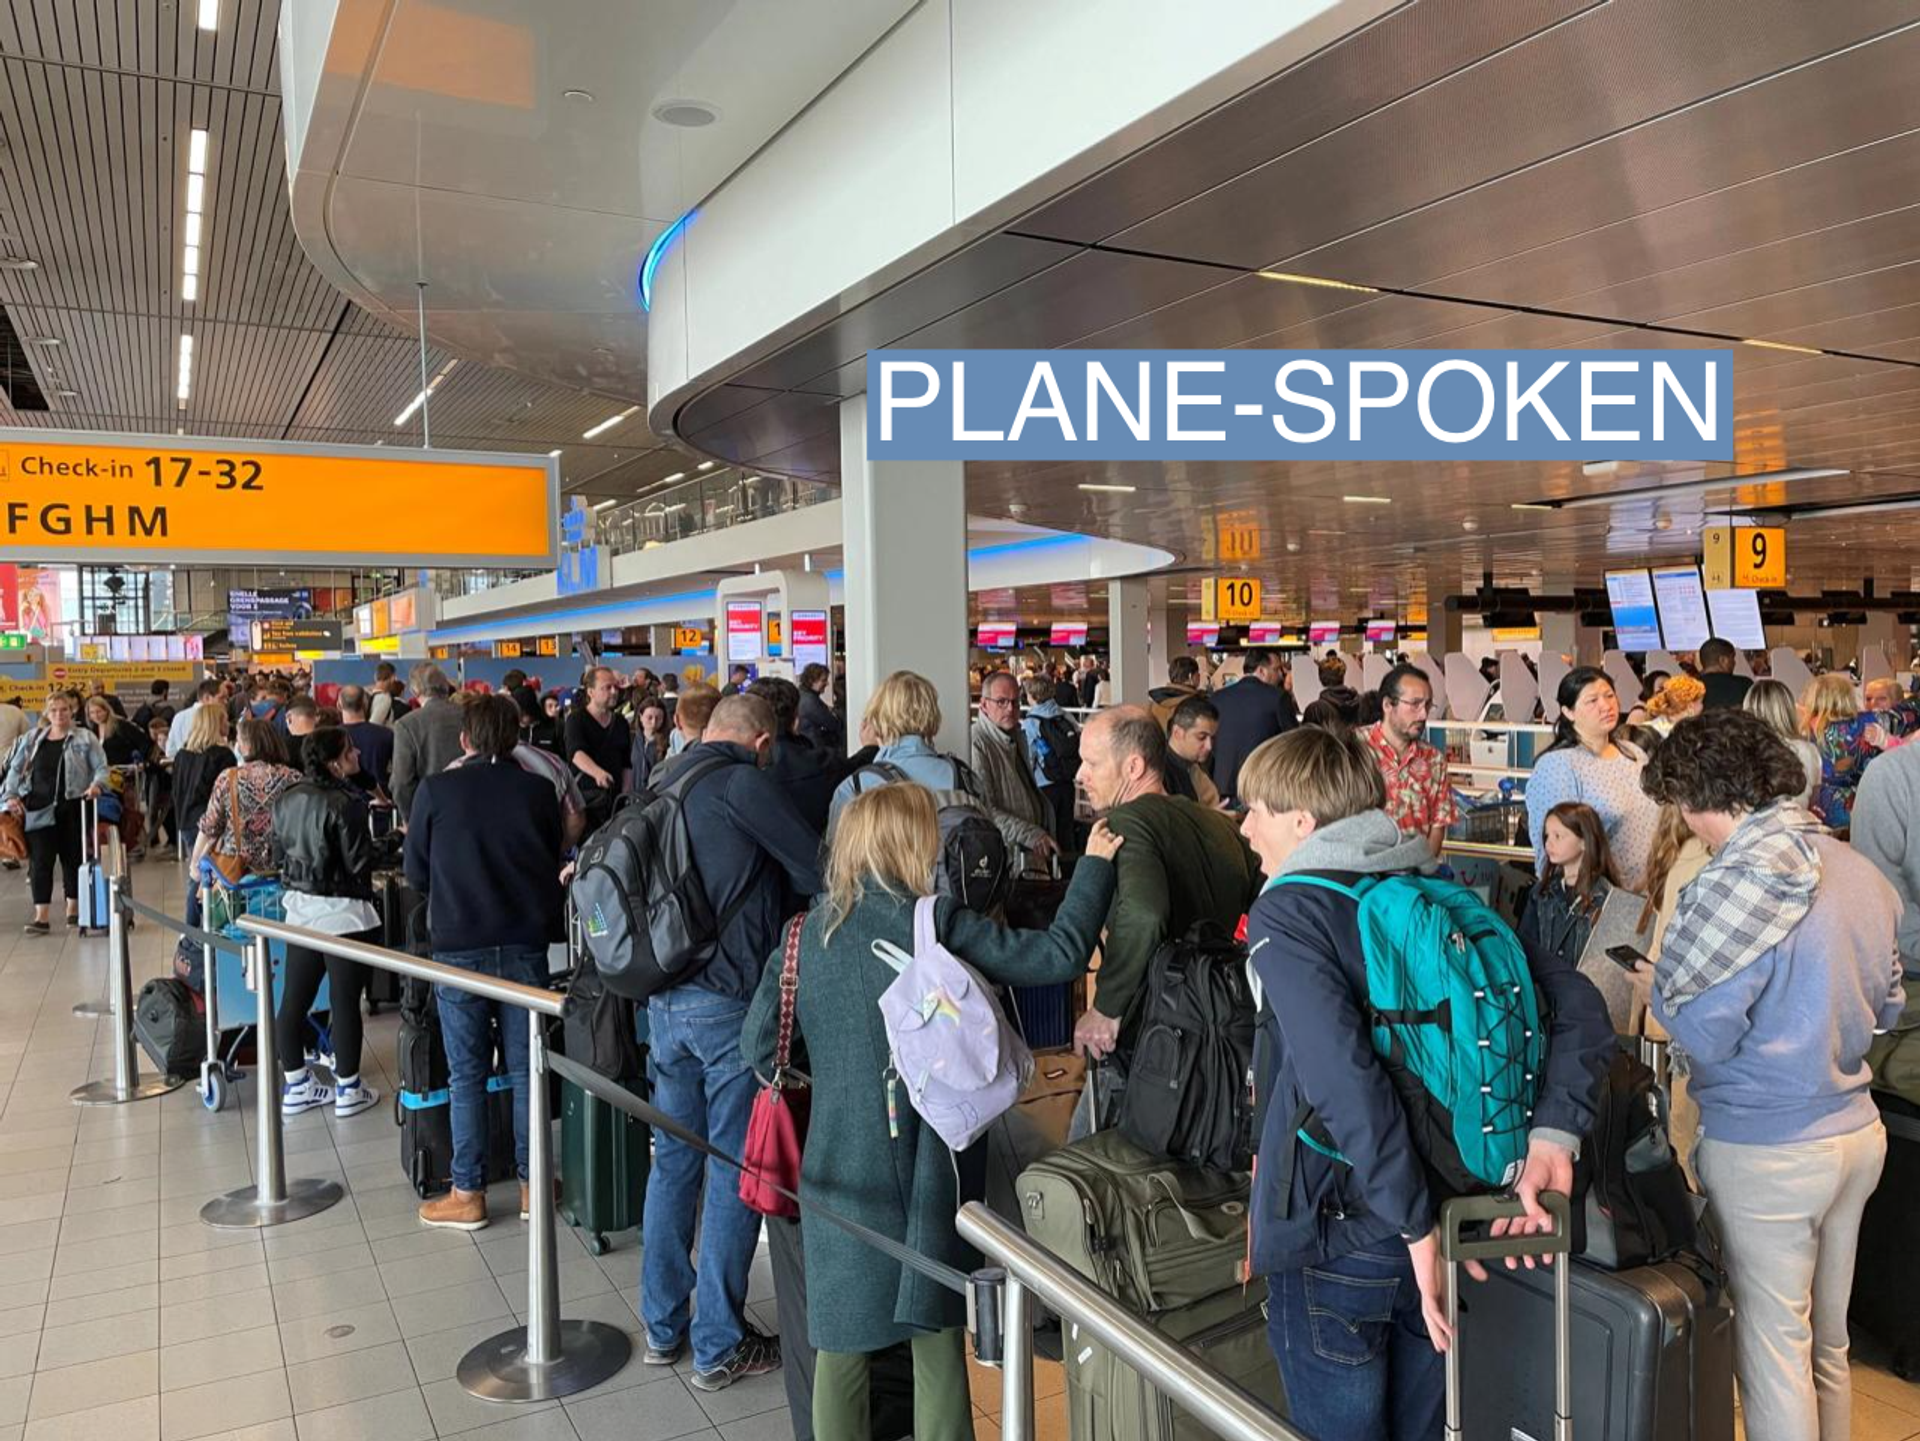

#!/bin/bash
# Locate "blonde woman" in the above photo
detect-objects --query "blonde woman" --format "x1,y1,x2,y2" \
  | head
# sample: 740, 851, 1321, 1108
743, 784, 1121, 1441
0, 694, 108, 934
1801, 673, 1901, 829
825, 671, 973, 836
1643, 674, 1705, 735
1743, 680, 1819, 809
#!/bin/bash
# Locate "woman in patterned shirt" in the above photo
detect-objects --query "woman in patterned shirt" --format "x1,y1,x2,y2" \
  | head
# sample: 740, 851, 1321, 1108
1525, 666, 1660, 892
191, 719, 302, 879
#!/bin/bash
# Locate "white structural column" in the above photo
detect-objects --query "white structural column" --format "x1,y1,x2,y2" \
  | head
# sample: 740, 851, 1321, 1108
840, 393, 971, 754
1109, 577, 1151, 707
1143, 576, 1174, 691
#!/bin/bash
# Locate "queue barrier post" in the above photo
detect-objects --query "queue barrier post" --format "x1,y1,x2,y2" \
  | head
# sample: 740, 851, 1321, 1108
232, 917, 631, 1401
71, 877, 185, 1106
200, 933, 344, 1228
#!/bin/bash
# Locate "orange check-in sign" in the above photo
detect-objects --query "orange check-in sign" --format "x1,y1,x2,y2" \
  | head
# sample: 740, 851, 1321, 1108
0, 431, 558, 566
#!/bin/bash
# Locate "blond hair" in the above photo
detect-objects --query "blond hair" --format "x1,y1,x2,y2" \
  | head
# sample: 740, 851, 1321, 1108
823, 784, 939, 939
1237, 724, 1385, 825
185, 701, 229, 752
1800, 673, 1858, 739
1646, 674, 1705, 719
863, 671, 941, 746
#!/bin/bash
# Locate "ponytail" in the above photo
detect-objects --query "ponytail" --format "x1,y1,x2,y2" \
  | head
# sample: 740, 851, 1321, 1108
302, 725, 350, 782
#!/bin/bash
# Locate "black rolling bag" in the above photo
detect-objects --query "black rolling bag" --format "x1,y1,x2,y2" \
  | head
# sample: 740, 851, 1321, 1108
1448, 1194, 1734, 1441
396, 978, 516, 1198
1851, 1096, 1920, 1379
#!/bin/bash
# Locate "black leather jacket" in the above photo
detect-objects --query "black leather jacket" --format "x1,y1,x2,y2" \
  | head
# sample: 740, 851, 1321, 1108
272, 775, 376, 900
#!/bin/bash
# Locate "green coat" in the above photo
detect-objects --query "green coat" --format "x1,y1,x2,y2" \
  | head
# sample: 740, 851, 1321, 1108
742, 859, 1115, 1353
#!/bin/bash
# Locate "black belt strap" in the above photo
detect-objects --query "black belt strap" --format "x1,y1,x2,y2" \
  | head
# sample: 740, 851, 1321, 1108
547, 1051, 972, 1297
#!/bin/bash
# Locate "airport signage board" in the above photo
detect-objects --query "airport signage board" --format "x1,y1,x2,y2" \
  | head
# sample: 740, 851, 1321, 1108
1207, 576, 1262, 623
47, 660, 198, 692
869, 350, 1734, 461
725, 600, 764, 663
0, 431, 558, 566
1703, 525, 1786, 590
790, 612, 830, 670
672, 627, 707, 653
249, 619, 344, 651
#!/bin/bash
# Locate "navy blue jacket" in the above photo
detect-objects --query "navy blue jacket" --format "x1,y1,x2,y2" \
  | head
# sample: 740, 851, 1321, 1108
1207, 676, 1298, 804
403, 757, 564, 953
676, 741, 824, 1002
1247, 870, 1612, 1276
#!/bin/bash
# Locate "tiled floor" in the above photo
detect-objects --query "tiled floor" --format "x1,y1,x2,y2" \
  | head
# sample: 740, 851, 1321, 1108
6, 861, 1917, 1441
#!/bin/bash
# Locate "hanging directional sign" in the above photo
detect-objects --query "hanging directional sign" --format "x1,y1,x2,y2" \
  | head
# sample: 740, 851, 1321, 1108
1703, 525, 1787, 589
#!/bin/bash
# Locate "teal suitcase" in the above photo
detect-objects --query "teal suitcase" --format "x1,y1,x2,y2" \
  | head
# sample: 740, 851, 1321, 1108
557, 1076, 650, 1254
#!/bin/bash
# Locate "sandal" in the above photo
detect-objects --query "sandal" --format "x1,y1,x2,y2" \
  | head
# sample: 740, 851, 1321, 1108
22, 921, 48, 937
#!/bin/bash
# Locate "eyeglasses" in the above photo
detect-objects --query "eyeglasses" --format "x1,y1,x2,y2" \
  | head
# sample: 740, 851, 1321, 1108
981, 696, 1017, 709
1392, 697, 1433, 711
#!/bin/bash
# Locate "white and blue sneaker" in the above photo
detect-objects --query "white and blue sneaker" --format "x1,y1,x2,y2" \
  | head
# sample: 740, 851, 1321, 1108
303, 1044, 336, 1074
281, 1069, 334, 1116
333, 1078, 380, 1119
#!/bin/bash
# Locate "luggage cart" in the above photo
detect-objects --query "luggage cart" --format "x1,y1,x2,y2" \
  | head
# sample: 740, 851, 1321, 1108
196, 869, 332, 1111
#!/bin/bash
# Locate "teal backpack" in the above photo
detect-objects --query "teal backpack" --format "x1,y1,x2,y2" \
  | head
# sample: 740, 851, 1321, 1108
1274, 872, 1545, 1195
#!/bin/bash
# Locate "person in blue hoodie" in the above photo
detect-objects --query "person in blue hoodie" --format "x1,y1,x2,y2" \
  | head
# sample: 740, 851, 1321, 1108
1238, 725, 1611, 1441
1639, 710, 1904, 1441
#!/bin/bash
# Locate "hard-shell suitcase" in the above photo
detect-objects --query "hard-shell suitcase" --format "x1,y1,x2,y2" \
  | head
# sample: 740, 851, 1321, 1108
1448, 1193, 1735, 1441
1851, 1097, 1920, 1378
557, 1075, 649, 1254
76, 796, 126, 936
396, 978, 517, 1198
367, 869, 421, 1010
1015, 1127, 1285, 1440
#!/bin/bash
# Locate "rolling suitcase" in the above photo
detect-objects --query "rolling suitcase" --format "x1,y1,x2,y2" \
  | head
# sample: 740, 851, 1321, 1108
1850, 1097, 1920, 1378
1016, 1127, 1285, 1440
557, 1075, 649, 1253
1448, 1193, 1734, 1441
367, 869, 421, 1010
76, 796, 126, 937
396, 978, 517, 1198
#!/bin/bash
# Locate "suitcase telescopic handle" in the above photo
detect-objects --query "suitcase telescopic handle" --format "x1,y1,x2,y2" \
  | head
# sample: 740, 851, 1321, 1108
1439, 1190, 1571, 1264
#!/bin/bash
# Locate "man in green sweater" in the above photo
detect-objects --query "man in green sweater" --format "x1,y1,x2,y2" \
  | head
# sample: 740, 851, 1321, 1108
1072, 706, 1263, 1133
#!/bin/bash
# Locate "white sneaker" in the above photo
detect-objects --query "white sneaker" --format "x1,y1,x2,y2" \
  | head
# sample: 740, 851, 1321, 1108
333, 1081, 379, 1119
281, 1072, 334, 1116
303, 1045, 336, 1075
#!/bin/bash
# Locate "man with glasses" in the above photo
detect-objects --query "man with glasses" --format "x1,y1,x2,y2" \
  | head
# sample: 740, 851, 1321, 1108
970, 670, 1058, 872
1361, 663, 1455, 857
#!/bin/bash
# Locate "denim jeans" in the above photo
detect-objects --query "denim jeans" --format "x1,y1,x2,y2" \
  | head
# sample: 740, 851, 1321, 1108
641, 985, 762, 1372
1267, 1244, 1444, 1441
433, 947, 544, 1193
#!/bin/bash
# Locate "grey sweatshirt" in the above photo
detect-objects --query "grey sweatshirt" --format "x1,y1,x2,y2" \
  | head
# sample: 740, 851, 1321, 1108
1850, 740, 1920, 965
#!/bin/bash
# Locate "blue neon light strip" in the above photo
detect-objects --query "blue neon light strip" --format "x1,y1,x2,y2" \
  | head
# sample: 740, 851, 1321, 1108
640, 211, 695, 312
430, 534, 1089, 644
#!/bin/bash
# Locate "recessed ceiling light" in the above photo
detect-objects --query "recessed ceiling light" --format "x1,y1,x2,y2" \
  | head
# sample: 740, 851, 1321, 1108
393, 357, 458, 426
27, 336, 59, 347
697, 460, 715, 471
660, 472, 686, 484
1510, 502, 1555, 512
1078, 483, 1136, 494
1742, 338, 1825, 357
1342, 494, 1392, 505
562, 89, 595, 103
592, 499, 618, 511
582, 406, 638, 440
652, 99, 719, 128
0, 257, 37, 272
1257, 270, 1379, 295
197, 0, 218, 29
53, 388, 77, 399
547, 449, 563, 458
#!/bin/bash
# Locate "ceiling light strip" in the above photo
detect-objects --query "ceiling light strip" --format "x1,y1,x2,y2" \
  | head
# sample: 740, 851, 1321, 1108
1077, 483, 1136, 493
393, 358, 459, 427
181, 128, 209, 303
582, 405, 639, 440
176, 333, 194, 407
1547, 466, 1847, 511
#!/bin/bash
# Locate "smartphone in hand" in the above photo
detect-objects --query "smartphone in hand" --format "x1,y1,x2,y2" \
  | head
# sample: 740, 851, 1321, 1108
1605, 944, 1651, 973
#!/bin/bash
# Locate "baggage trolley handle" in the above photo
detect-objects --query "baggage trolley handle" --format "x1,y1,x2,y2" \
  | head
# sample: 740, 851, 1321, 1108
1441, 1191, 1573, 1441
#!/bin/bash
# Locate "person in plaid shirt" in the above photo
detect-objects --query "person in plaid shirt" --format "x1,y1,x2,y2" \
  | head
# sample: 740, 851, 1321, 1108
1359, 663, 1456, 857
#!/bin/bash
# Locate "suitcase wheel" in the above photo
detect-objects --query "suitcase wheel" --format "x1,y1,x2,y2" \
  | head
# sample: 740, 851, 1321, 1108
585, 1232, 609, 1257
198, 1067, 228, 1113
1893, 1348, 1920, 1384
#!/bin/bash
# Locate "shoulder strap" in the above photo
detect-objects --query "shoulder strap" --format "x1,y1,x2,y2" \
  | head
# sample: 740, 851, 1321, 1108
912, 893, 939, 954
773, 915, 805, 1076
945, 754, 983, 799
1270, 873, 1366, 902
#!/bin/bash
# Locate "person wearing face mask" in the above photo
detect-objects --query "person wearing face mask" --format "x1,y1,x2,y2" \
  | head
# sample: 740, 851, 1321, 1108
637, 693, 823, 1393
1067, 705, 1262, 1134
2, 693, 109, 935
1525, 665, 1660, 891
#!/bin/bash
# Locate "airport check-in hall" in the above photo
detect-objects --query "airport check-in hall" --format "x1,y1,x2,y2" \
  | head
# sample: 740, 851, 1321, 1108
0, 2, 1917, 1440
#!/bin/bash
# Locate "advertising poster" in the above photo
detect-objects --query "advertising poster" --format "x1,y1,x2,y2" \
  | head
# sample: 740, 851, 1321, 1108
0, 565, 16, 632
726, 599, 764, 663
18, 567, 61, 642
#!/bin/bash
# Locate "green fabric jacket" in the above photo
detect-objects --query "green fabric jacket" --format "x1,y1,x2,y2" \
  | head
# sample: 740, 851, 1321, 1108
1094, 792, 1262, 1031
742, 857, 1115, 1353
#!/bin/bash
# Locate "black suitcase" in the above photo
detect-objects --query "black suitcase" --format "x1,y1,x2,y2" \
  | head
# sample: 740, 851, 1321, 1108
1851, 1098, 1920, 1378
396, 978, 516, 1198
1447, 1194, 1734, 1441
367, 870, 421, 1010
133, 977, 205, 1080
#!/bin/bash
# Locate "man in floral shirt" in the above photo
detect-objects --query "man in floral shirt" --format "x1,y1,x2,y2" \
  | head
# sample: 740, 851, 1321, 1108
1361, 664, 1456, 857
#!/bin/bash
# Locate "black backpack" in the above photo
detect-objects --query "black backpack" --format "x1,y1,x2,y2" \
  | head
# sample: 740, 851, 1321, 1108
1116, 921, 1257, 1174
1033, 714, 1081, 788
561, 952, 645, 1084
568, 755, 746, 1002
852, 757, 1013, 915
1572, 1044, 1698, 1270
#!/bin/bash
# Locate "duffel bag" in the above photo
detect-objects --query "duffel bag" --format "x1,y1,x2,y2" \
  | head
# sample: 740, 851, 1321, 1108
134, 977, 205, 1080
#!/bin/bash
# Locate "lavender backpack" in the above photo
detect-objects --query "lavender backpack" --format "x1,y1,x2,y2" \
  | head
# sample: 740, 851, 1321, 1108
873, 896, 1033, 1151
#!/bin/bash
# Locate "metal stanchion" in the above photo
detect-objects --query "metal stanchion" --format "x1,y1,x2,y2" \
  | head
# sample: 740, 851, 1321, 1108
71, 878, 184, 1105
1000, 1275, 1035, 1441
458, 1016, 631, 1401
201, 934, 343, 1228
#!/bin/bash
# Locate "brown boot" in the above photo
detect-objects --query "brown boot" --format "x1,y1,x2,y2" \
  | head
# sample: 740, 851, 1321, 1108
419, 1187, 488, 1231
519, 1179, 561, 1221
